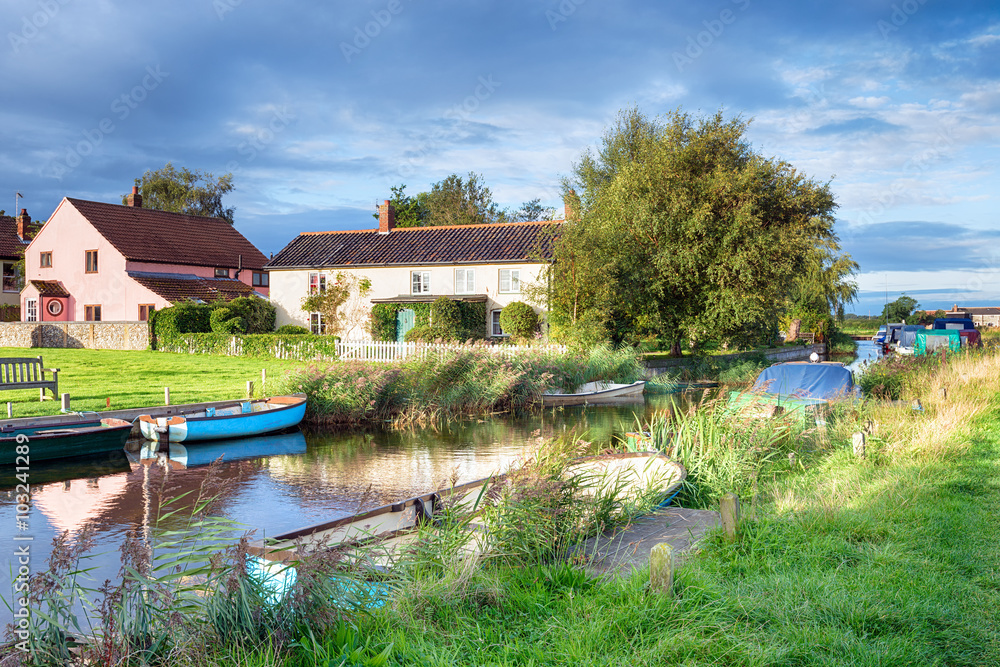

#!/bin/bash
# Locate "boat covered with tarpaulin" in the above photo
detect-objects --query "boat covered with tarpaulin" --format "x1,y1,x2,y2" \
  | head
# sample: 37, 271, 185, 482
915, 329, 962, 355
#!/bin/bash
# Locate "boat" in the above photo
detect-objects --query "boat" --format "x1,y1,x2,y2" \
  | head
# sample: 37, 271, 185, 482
247, 451, 686, 568
730, 361, 860, 422
933, 318, 981, 347
914, 329, 962, 355
542, 381, 646, 407
133, 430, 307, 469
137, 394, 306, 443
893, 325, 928, 356
0, 418, 134, 466
0, 411, 104, 436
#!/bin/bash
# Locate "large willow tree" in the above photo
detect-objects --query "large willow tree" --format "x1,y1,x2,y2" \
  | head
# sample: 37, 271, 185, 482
545, 107, 854, 352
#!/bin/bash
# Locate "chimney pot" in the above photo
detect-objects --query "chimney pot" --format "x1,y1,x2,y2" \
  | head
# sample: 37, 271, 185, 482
378, 199, 395, 234
127, 186, 142, 208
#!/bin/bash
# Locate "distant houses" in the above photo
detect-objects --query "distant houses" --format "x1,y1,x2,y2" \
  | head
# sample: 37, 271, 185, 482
266, 201, 560, 340
0, 208, 40, 317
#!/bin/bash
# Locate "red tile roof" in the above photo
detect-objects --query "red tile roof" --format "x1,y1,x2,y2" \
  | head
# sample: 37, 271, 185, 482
65, 198, 267, 270
0, 215, 30, 260
29, 280, 70, 297
266, 220, 562, 269
128, 271, 258, 303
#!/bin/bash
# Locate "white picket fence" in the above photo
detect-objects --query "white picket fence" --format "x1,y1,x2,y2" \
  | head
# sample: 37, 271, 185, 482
335, 339, 568, 363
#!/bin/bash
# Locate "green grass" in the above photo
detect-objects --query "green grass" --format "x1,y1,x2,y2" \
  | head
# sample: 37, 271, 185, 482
0, 347, 305, 418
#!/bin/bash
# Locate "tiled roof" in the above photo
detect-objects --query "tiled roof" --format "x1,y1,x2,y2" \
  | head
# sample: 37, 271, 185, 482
127, 271, 258, 304
0, 215, 30, 260
265, 220, 562, 269
30, 280, 70, 297
65, 199, 267, 270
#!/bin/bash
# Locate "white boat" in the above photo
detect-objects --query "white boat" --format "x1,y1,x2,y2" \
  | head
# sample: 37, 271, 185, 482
541, 380, 646, 407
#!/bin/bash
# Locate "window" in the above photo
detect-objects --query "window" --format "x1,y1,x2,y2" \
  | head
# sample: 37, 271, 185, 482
310, 312, 326, 335
85, 250, 98, 273
46, 300, 63, 317
252, 271, 269, 287
139, 304, 154, 321
455, 268, 475, 294
309, 272, 326, 294
499, 269, 520, 293
25, 299, 37, 322
411, 271, 430, 294
85, 305, 102, 321
2, 263, 18, 293
492, 310, 505, 337
215, 268, 229, 278
39, 252, 52, 268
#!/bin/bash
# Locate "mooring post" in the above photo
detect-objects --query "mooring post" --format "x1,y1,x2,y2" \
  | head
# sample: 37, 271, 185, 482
649, 543, 674, 595
60, 393, 71, 413
852, 431, 866, 459
164, 387, 170, 406
6, 402, 11, 418
720, 493, 740, 541
246, 381, 254, 399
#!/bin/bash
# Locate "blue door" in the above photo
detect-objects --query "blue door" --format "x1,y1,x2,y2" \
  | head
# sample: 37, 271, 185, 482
396, 309, 415, 342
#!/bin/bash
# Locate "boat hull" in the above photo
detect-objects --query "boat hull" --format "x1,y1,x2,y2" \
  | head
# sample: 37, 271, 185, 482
542, 381, 646, 407
135, 430, 307, 468
138, 395, 306, 443
0, 418, 133, 466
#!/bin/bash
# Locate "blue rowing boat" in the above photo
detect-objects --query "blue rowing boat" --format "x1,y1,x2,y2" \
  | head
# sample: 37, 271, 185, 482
137, 394, 307, 443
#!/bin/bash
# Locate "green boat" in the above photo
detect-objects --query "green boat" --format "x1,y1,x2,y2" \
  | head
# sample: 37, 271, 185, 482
1, 418, 134, 466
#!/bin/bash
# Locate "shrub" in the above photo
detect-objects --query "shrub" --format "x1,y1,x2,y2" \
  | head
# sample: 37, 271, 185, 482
499, 302, 538, 340
226, 296, 276, 333
370, 304, 400, 341
275, 324, 310, 335
404, 325, 458, 343
210, 307, 248, 334
431, 297, 462, 334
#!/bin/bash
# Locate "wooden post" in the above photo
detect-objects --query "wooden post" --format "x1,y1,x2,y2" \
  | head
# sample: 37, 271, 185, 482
60, 393, 71, 413
164, 387, 170, 406
852, 432, 866, 459
649, 543, 674, 595
720, 493, 740, 541
940, 386, 947, 400
246, 381, 254, 399
106, 397, 110, 410
6, 402, 11, 418
261, 368, 267, 397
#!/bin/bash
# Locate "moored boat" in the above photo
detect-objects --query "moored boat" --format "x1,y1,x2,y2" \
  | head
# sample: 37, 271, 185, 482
134, 429, 307, 469
137, 394, 306, 443
1, 418, 134, 466
542, 381, 646, 407
730, 361, 860, 422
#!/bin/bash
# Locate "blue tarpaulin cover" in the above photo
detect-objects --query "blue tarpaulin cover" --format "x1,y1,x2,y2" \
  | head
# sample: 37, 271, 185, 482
752, 363, 859, 401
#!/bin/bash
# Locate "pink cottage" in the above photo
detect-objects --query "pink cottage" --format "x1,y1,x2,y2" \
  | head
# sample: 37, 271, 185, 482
21, 187, 269, 322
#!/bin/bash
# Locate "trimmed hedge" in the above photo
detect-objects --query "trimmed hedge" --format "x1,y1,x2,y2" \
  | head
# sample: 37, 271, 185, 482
371, 300, 488, 342
499, 301, 539, 340
157, 333, 341, 360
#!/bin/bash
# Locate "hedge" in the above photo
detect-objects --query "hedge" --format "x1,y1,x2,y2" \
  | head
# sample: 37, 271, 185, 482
156, 333, 342, 360
371, 300, 488, 342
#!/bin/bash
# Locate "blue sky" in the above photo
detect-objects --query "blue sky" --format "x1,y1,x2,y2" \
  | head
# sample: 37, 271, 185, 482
2, 0, 998, 314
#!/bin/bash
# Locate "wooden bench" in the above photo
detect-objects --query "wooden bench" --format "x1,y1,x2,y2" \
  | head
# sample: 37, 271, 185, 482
0, 356, 60, 401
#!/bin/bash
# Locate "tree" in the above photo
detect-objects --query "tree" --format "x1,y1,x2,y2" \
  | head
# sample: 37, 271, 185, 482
422, 172, 507, 226
880, 295, 919, 324
510, 198, 556, 222
127, 163, 235, 223
377, 184, 430, 228
543, 107, 847, 352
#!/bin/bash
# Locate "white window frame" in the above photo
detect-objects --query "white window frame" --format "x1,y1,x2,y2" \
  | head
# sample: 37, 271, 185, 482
491, 309, 506, 337
455, 268, 475, 294
411, 270, 430, 294
25, 298, 37, 322
499, 269, 520, 294
310, 312, 326, 335
309, 272, 326, 294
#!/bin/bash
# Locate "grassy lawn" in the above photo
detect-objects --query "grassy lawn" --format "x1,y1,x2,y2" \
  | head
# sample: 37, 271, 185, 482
0, 347, 306, 418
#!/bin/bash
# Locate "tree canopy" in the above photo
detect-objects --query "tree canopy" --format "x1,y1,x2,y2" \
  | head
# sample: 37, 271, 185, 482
542, 107, 854, 350
881, 295, 920, 324
126, 163, 235, 223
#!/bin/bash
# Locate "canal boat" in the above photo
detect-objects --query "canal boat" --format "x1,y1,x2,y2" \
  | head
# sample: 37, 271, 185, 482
137, 394, 307, 443
247, 451, 686, 568
1, 418, 134, 466
542, 381, 646, 407
730, 361, 860, 422
133, 429, 307, 469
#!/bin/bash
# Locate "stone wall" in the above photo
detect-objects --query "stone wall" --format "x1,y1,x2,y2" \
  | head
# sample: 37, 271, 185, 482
0, 322, 150, 350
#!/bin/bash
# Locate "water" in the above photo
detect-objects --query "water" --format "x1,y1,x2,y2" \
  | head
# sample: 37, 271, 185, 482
844, 340, 881, 375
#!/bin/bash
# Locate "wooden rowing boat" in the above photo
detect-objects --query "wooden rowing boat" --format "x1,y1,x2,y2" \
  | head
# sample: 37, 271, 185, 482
133, 430, 307, 469
0, 418, 134, 466
137, 394, 307, 443
541, 381, 646, 407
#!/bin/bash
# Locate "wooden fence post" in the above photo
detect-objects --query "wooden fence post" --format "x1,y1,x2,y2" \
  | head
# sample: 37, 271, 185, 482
6, 402, 11, 418
649, 543, 674, 595
852, 432, 866, 459
164, 387, 170, 406
720, 493, 740, 541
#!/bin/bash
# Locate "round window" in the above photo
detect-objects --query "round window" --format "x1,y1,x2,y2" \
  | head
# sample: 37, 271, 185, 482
46, 299, 63, 316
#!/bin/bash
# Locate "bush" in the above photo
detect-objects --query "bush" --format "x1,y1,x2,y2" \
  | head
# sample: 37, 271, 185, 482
431, 297, 462, 333
275, 324, 310, 335
499, 302, 539, 340
226, 296, 276, 333
404, 325, 457, 343
210, 307, 248, 334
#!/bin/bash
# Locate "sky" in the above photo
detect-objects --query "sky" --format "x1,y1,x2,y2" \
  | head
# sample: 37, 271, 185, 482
1, 0, 998, 315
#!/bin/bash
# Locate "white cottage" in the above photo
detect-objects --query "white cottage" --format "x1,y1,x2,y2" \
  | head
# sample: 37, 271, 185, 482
265, 202, 561, 340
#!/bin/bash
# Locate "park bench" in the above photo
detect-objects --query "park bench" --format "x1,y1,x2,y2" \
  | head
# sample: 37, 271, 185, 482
0, 356, 60, 401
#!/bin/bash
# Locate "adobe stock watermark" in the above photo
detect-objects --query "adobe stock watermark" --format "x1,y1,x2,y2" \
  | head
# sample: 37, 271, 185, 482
546, 0, 586, 31
44, 65, 169, 181
225, 106, 296, 174
213, 0, 243, 21
877, 0, 929, 39
340, 0, 413, 63
673, 0, 751, 72
387, 74, 501, 181
8, 0, 73, 54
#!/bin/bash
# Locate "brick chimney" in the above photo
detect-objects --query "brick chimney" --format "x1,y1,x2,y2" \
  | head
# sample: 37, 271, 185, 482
127, 185, 142, 208
378, 199, 395, 234
16, 209, 33, 241
563, 189, 579, 221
